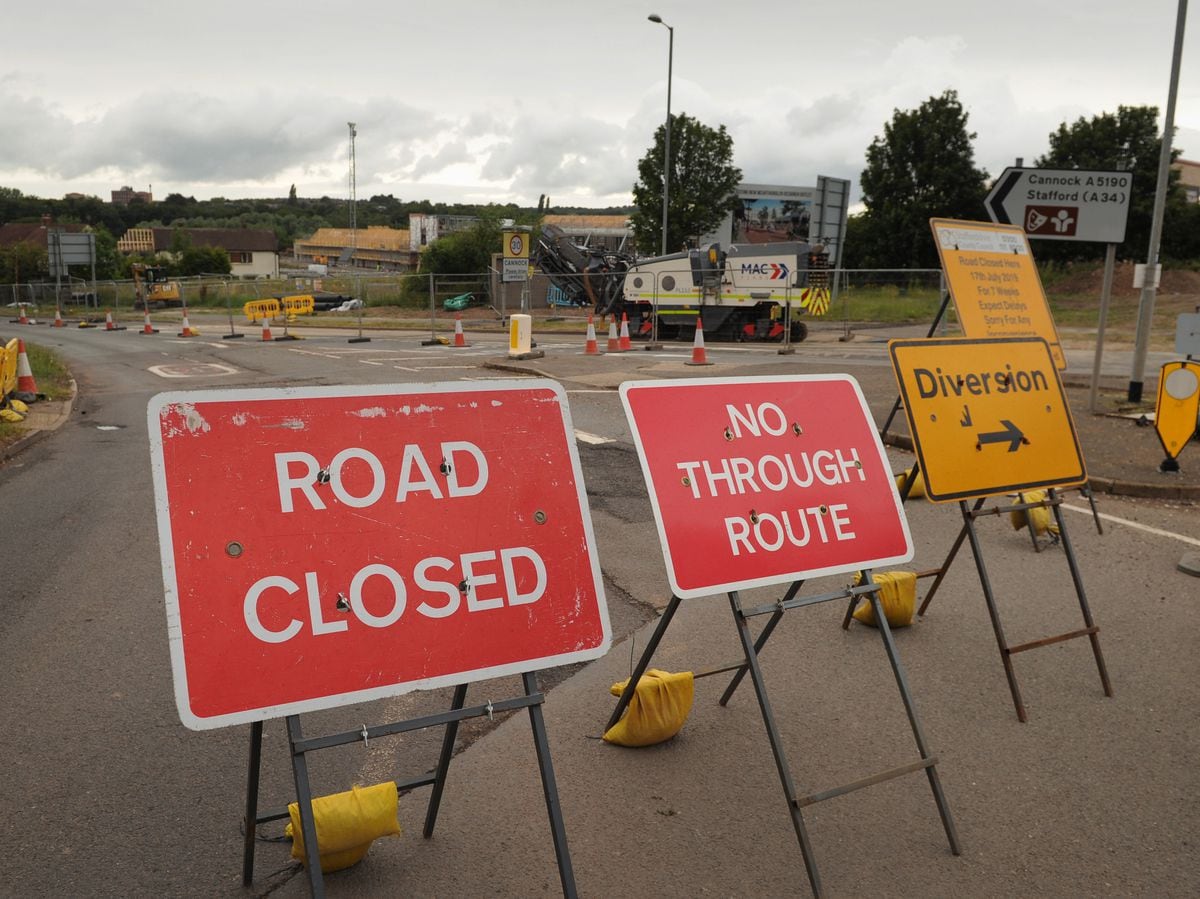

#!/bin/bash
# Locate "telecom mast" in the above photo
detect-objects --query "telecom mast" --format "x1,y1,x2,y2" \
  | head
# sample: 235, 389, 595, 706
348, 122, 357, 264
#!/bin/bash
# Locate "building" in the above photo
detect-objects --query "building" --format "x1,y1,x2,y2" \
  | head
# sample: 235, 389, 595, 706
543, 214, 633, 254
116, 227, 279, 278
111, 186, 153, 206
293, 226, 415, 272
1174, 159, 1200, 204
408, 214, 477, 250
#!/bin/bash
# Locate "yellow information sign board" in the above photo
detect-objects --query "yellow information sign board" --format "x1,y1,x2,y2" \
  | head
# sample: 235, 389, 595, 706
1154, 360, 1200, 461
931, 218, 1066, 370
890, 337, 1087, 502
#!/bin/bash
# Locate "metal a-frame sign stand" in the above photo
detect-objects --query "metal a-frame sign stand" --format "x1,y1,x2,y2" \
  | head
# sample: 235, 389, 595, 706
607, 577, 960, 897
614, 376, 961, 898
881, 337, 1113, 722
241, 674, 576, 898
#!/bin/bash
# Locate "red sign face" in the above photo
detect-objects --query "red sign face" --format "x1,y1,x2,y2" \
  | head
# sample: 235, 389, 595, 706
149, 381, 610, 730
620, 376, 912, 599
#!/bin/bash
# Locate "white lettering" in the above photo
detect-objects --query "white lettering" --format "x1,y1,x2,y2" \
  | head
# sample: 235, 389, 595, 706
462, 550, 503, 611
330, 447, 386, 508
349, 563, 407, 627
244, 575, 304, 643
396, 445, 444, 502
415, 557, 459, 618
502, 547, 547, 606
442, 441, 488, 497
275, 452, 323, 513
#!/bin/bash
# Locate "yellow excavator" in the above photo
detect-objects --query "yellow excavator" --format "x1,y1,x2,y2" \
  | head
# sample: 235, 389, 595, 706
131, 264, 182, 309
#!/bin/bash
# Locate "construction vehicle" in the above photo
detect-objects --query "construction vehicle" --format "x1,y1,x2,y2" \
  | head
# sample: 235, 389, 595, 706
131, 264, 182, 309
531, 223, 830, 342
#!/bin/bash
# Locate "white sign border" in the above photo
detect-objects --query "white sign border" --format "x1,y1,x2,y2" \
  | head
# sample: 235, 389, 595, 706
148, 378, 611, 730
619, 374, 914, 600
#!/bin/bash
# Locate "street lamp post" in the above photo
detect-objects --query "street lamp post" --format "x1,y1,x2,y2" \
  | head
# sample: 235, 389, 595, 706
648, 14, 673, 256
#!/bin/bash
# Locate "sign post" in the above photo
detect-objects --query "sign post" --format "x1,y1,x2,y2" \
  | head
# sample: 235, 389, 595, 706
614, 375, 959, 896
149, 380, 609, 895
889, 337, 1113, 721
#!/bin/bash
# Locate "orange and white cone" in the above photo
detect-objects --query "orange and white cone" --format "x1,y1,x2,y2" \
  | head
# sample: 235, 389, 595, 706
584, 314, 601, 355
618, 312, 632, 351
17, 304, 29, 325
260, 316, 273, 341
53, 308, 65, 328
606, 315, 621, 352
139, 309, 158, 334
685, 317, 714, 366
453, 313, 469, 347
178, 307, 198, 337
14, 338, 38, 399
104, 310, 117, 331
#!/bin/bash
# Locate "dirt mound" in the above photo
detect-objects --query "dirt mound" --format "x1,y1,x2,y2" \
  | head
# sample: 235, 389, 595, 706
1049, 260, 1200, 297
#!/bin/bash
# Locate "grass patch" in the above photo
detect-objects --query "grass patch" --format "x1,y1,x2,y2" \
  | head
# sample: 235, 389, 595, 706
23, 342, 73, 400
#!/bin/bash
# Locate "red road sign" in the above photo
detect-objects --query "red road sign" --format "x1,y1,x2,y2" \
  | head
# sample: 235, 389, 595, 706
149, 381, 610, 730
620, 376, 912, 599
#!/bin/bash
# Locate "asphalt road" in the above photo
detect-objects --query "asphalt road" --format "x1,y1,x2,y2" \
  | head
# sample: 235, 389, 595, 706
0, 325, 1197, 897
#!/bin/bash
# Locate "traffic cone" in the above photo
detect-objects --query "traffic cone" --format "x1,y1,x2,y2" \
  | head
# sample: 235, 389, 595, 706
260, 316, 273, 341
53, 308, 65, 328
139, 309, 159, 335
584, 314, 601, 355
685, 317, 713, 366
16, 304, 29, 325
103, 309, 125, 331
14, 338, 38, 400
452, 313, 469, 347
606, 315, 621, 352
178, 306, 198, 337
618, 312, 632, 351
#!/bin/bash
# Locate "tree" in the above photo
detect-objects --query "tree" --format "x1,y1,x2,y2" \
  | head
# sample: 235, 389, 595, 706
419, 216, 504, 275
631, 112, 742, 255
1035, 105, 1181, 262
853, 90, 989, 270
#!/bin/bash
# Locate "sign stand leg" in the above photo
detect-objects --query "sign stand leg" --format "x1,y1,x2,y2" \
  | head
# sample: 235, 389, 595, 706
423, 683, 468, 838
286, 715, 326, 898
727, 591, 823, 898
916, 497, 985, 617
867, 589, 961, 855
523, 671, 578, 899
242, 720, 264, 886
1048, 489, 1114, 698
718, 580, 801, 705
605, 595, 683, 732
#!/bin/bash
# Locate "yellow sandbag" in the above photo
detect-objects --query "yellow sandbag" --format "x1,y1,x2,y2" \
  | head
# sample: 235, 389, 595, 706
8, 398, 29, 413
851, 571, 917, 629
0, 408, 24, 423
894, 467, 926, 498
1009, 490, 1059, 536
285, 782, 401, 873
604, 668, 694, 747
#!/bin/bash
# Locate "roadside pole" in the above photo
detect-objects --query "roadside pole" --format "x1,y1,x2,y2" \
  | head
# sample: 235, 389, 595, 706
1089, 244, 1118, 411
349, 276, 370, 344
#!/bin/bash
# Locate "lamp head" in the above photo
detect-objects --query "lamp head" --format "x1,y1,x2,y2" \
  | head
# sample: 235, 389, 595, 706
648, 13, 663, 23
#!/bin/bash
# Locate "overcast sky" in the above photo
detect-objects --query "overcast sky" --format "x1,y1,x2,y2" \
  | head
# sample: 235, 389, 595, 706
1, 1, 1196, 207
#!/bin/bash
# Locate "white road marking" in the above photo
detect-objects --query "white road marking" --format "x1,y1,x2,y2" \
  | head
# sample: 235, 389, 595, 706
1062, 503, 1200, 547
574, 430, 614, 445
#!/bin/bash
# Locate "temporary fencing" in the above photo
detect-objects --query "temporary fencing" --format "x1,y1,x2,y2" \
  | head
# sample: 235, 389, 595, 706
244, 299, 281, 322
281, 295, 315, 317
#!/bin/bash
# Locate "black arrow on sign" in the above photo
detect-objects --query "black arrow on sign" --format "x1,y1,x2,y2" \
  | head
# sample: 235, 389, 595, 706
977, 419, 1024, 452
984, 168, 1023, 225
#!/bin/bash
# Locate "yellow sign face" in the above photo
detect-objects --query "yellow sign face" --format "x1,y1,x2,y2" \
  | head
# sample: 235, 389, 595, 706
890, 337, 1087, 502
931, 218, 1066, 370
503, 231, 528, 259
1154, 360, 1200, 460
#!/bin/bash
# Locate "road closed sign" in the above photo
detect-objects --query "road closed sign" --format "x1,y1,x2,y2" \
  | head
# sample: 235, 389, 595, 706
620, 376, 913, 599
890, 337, 1087, 502
148, 381, 610, 730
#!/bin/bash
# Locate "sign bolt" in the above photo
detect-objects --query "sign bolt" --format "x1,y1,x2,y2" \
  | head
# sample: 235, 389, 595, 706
316, 467, 331, 485
225, 541, 244, 558
723, 427, 734, 441
792, 423, 803, 436
749, 510, 759, 524
336, 593, 350, 612
533, 510, 548, 524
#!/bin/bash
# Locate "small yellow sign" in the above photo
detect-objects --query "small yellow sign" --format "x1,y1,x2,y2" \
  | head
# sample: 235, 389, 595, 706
1154, 360, 1200, 460
890, 337, 1087, 502
931, 218, 1066, 370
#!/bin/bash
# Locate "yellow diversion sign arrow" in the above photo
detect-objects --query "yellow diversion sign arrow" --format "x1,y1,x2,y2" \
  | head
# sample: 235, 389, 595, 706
889, 337, 1087, 502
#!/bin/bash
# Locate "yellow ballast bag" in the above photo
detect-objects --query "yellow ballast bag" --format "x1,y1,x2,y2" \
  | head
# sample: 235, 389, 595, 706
894, 467, 926, 498
851, 571, 918, 629
285, 782, 401, 873
604, 668, 695, 747
1009, 490, 1059, 536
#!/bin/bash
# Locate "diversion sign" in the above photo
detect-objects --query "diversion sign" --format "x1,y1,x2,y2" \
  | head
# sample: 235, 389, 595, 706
620, 376, 912, 599
148, 381, 610, 730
